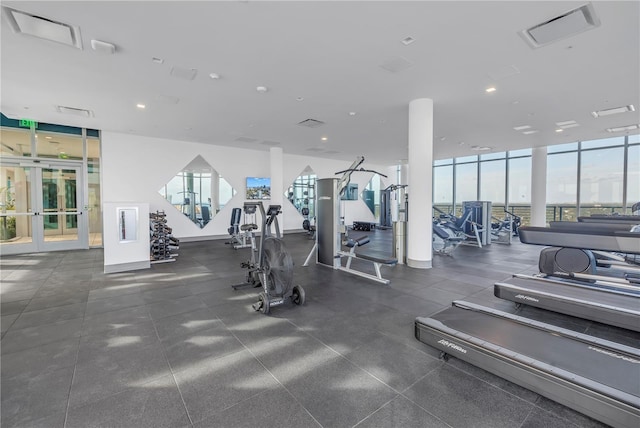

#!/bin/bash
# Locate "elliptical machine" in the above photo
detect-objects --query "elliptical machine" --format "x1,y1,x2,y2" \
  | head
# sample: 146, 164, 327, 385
232, 202, 305, 314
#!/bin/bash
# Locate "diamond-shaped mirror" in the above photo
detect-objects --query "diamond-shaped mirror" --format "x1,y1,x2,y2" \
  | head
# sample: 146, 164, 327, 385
361, 174, 383, 220
158, 155, 236, 228
285, 166, 316, 227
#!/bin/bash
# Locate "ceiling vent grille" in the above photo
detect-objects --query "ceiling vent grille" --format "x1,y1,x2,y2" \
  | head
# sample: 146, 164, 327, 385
519, 4, 600, 49
3, 7, 82, 49
170, 66, 198, 81
297, 119, 325, 128
55, 105, 93, 117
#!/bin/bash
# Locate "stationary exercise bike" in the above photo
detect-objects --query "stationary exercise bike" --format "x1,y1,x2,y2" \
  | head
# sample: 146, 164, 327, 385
232, 202, 305, 314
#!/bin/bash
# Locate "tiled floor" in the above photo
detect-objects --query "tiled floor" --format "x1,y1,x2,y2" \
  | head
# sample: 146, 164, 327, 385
0, 229, 623, 427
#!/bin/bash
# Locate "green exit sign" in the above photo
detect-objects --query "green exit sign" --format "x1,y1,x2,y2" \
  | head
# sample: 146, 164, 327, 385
19, 119, 38, 128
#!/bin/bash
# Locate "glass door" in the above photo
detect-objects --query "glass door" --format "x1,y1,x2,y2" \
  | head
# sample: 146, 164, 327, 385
0, 163, 37, 254
39, 165, 85, 251
0, 160, 87, 255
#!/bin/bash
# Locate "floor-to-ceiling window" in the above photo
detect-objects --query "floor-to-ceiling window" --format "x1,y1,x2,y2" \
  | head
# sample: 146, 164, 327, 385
579, 137, 625, 216
546, 143, 579, 222
432, 134, 638, 226
479, 152, 506, 220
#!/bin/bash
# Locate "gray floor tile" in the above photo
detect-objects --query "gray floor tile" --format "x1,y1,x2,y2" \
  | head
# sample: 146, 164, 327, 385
24, 291, 89, 311
0, 317, 83, 354
153, 307, 225, 342
534, 396, 611, 428
1, 337, 79, 381
70, 324, 170, 408
1, 365, 74, 428
1, 313, 19, 334
0, 288, 39, 303
81, 305, 152, 336
141, 284, 193, 304
520, 407, 581, 428
345, 334, 442, 392
66, 375, 191, 428
279, 354, 397, 428
161, 324, 245, 372
84, 293, 147, 317
404, 364, 533, 428
174, 349, 279, 423
1, 299, 29, 316
146, 295, 208, 321
194, 387, 321, 427
87, 282, 145, 301
355, 395, 450, 428
11, 301, 86, 330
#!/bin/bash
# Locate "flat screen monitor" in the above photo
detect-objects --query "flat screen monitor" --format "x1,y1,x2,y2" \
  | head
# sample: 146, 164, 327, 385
246, 177, 271, 200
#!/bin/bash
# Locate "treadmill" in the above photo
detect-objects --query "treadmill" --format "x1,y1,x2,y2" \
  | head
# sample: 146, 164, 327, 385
494, 274, 640, 332
415, 301, 640, 428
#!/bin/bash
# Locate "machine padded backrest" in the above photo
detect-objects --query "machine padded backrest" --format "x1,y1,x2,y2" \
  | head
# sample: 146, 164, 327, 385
230, 208, 242, 225
433, 224, 450, 240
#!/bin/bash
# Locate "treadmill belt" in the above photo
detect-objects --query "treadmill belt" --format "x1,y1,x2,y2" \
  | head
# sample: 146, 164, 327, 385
494, 275, 640, 332
426, 303, 639, 399
415, 301, 640, 428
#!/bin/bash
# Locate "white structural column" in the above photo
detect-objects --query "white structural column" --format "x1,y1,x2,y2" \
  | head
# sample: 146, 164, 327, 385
407, 98, 433, 269
530, 146, 548, 227
270, 147, 284, 229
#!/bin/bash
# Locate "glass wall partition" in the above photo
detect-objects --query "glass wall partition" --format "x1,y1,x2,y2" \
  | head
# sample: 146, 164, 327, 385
0, 113, 101, 254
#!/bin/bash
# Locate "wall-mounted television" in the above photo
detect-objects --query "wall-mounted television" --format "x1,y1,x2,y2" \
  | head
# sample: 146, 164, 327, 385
341, 183, 358, 200
246, 177, 271, 200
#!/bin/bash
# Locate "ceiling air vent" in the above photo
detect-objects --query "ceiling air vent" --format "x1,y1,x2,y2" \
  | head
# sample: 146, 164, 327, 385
297, 119, 325, 128
519, 3, 600, 49
2, 7, 82, 49
56, 105, 93, 117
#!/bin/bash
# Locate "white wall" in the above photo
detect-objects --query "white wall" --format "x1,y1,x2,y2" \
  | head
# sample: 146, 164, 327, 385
102, 131, 390, 240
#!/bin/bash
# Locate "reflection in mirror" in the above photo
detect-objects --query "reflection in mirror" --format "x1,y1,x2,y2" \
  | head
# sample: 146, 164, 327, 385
158, 155, 236, 228
285, 166, 316, 223
361, 174, 383, 220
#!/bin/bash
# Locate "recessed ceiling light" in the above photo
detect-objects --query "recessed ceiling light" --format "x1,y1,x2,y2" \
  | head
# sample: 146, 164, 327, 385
606, 124, 639, 133
522, 130, 539, 135
513, 125, 531, 131
591, 105, 635, 118
321, 137, 328, 141
458, 141, 465, 145
136, 104, 146, 109
471, 145, 492, 151
555, 129, 564, 133
401, 36, 415, 45
485, 87, 497, 93
256, 86, 268, 93
152, 57, 164, 64
349, 112, 356, 116
209, 73, 220, 79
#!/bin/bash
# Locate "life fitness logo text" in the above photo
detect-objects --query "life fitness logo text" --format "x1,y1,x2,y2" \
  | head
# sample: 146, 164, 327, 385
438, 339, 467, 354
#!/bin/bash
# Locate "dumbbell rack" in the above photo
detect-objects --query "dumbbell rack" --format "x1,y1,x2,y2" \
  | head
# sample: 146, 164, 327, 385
149, 210, 179, 264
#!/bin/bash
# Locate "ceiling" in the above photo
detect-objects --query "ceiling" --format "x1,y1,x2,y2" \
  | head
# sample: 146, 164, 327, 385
1, 1, 639, 165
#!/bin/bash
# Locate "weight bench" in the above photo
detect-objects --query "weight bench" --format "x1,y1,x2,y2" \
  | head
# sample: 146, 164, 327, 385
337, 236, 397, 284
